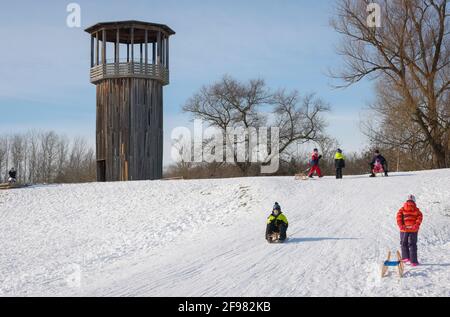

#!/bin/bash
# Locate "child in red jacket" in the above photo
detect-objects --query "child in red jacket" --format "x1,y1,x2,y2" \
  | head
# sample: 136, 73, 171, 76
396, 195, 423, 266
308, 149, 323, 178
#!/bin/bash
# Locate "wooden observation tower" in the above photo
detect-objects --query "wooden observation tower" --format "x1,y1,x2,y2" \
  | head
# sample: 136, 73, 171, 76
85, 21, 175, 182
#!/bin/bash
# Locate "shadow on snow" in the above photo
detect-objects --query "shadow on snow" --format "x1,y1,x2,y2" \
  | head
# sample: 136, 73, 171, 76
286, 237, 359, 244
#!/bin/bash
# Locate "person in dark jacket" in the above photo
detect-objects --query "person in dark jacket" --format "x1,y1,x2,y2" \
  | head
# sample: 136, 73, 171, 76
8, 168, 17, 183
334, 149, 346, 179
266, 202, 289, 243
370, 150, 389, 177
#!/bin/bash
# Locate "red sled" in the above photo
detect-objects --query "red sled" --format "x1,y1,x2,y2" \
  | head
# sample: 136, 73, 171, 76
372, 161, 385, 176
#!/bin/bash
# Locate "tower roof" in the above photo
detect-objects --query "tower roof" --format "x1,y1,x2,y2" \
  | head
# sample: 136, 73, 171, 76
85, 20, 175, 43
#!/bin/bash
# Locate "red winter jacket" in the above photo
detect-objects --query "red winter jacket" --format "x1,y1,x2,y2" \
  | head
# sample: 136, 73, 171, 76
396, 201, 423, 233
310, 153, 321, 167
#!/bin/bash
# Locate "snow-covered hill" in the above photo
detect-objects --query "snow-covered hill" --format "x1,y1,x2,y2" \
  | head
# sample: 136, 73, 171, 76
1, 170, 449, 297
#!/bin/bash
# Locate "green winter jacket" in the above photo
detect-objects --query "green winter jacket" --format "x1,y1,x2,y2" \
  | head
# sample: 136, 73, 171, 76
334, 152, 345, 160
335, 152, 346, 168
267, 213, 289, 226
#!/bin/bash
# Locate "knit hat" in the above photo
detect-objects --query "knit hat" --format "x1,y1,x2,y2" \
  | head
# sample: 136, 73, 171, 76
337, 148, 342, 153
407, 194, 416, 203
273, 202, 281, 212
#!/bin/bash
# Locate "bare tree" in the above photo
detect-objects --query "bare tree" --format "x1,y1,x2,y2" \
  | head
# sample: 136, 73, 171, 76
82, 148, 96, 182
10, 134, 25, 183
26, 131, 40, 183
183, 76, 330, 176
273, 91, 330, 155
0, 136, 8, 182
54, 135, 69, 181
183, 76, 270, 175
331, 0, 449, 168
39, 131, 59, 183
170, 135, 195, 178
64, 141, 96, 183
363, 81, 436, 168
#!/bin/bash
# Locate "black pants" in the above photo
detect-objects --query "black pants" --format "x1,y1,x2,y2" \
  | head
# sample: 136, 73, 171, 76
400, 232, 418, 264
336, 168, 343, 179
266, 223, 288, 241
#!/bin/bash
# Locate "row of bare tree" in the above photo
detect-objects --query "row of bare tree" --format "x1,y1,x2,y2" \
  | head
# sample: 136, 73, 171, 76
0, 131, 96, 184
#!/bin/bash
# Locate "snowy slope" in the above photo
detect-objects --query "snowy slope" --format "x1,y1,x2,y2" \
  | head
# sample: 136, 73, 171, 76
0, 170, 449, 297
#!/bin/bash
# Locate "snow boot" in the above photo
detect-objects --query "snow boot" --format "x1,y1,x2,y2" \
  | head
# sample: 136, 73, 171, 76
401, 258, 410, 263
411, 262, 419, 267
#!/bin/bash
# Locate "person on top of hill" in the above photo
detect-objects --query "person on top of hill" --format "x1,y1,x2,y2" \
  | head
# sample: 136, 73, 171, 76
308, 148, 323, 178
266, 202, 289, 243
396, 194, 423, 266
8, 168, 17, 184
370, 150, 389, 177
334, 148, 346, 179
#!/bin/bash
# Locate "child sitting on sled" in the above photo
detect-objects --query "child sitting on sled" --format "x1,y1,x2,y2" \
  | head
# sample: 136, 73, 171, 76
266, 203, 289, 243
370, 150, 389, 177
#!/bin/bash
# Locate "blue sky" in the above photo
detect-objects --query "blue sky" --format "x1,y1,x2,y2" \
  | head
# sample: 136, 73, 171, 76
0, 0, 375, 165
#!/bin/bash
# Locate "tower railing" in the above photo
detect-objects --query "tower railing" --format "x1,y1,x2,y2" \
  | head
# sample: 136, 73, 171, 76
90, 61, 169, 85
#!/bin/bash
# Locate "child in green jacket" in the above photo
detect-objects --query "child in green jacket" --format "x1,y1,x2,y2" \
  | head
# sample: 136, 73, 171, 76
266, 202, 289, 243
